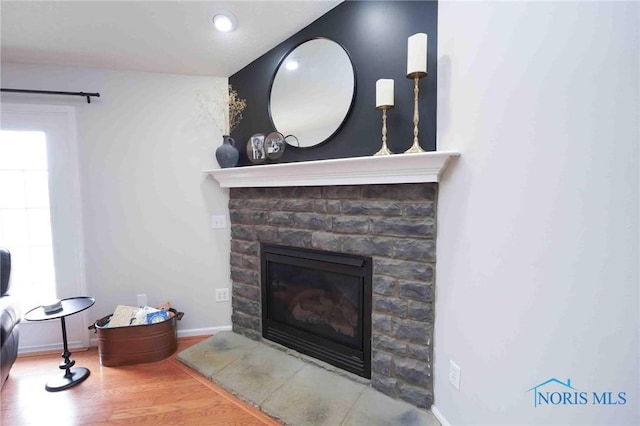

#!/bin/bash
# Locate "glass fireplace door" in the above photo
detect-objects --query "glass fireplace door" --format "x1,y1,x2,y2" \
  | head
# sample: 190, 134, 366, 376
262, 244, 372, 378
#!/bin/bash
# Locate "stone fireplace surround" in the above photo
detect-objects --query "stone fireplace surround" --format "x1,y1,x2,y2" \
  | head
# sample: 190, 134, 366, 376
209, 152, 458, 410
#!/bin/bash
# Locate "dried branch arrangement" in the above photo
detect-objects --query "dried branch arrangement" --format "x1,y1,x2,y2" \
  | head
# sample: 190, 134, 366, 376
226, 85, 246, 135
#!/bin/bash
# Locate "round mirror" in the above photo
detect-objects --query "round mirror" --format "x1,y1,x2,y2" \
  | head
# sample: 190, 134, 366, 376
269, 38, 356, 148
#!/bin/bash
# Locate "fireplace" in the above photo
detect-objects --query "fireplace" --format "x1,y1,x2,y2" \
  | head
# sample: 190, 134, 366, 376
227, 181, 441, 409
261, 244, 372, 378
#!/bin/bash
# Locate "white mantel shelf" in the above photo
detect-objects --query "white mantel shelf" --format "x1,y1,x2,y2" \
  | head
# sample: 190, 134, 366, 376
205, 151, 460, 188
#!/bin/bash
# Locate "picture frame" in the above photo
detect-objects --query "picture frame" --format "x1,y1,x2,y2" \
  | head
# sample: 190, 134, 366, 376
265, 131, 286, 160
246, 133, 266, 164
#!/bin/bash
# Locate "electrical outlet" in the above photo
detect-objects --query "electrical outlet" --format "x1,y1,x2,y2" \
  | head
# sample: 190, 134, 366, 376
137, 293, 147, 307
211, 214, 227, 229
215, 288, 230, 302
449, 360, 461, 391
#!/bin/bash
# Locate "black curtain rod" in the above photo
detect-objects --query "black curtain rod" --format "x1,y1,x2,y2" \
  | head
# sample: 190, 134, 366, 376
0, 88, 100, 104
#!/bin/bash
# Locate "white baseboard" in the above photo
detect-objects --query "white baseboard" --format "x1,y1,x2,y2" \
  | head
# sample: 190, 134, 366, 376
18, 340, 85, 355
431, 405, 451, 426
178, 325, 232, 338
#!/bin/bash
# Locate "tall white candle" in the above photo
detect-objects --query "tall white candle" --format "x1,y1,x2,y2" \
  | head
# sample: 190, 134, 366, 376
376, 79, 394, 108
407, 33, 428, 76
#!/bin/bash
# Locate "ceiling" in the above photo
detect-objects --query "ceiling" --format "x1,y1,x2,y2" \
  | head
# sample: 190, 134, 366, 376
0, 1, 342, 77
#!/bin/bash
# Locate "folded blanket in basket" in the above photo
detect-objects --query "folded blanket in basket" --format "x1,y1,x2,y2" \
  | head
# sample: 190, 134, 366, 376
106, 305, 169, 327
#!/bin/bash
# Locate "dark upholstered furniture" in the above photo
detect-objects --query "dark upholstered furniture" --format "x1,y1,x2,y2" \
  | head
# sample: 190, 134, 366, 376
1, 248, 20, 389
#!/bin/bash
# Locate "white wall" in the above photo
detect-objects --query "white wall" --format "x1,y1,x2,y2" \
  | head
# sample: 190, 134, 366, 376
434, 1, 639, 425
1, 64, 232, 338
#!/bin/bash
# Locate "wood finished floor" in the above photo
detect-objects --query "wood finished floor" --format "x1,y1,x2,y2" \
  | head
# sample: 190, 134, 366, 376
0, 336, 282, 425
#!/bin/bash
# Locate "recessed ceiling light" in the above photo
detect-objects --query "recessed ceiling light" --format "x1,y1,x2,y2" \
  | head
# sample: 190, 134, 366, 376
285, 58, 300, 71
212, 11, 238, 32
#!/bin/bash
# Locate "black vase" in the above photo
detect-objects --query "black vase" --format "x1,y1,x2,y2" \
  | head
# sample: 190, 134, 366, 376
215, 135, 239, 168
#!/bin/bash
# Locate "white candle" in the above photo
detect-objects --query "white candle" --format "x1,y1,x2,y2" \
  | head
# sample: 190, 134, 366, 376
376, 79, 394, 108
407, 33, 428, 75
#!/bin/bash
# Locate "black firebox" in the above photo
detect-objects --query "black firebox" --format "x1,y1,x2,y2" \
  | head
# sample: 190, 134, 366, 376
261, 244, 372, 378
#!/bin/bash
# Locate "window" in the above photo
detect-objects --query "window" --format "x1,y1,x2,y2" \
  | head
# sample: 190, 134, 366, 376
0, 130, 57, 315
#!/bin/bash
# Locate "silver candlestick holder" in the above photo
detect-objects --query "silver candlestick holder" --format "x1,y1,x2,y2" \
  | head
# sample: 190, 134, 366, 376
405, 71, 427, 154
374, 105, 394, 156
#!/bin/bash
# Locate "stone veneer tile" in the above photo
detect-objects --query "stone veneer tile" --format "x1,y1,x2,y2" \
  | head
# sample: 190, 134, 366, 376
322, 185, 362, 199
394, 239, 436, 262
362, 183, 436, 201
231, 311, 260, 330
342, 235, 395, 257
393, 357, 431, 387
278, 229, 312, 247
373, 334, 407, 355
326, 199, 342, 213
341, 200, 403, 216
270, 186, 323, 199
233, 283, 260, 301
255, 226, 278, 243
231, 224, 255, 240
405, 201, 435, 217
230, 210, 268, 225
374, 258, 434, 282
311, 232, 345, 252
373, 275, 397, 296
231, 240, 259, 256
371, 217, 436, 238
292, 212, 332, 230
267, 211, 294, 226
399, 280, 434, 301
373, 295, 408, 318
230, 267, 259, 285
398, 381, 433, 409
232, 297, 260, 317
269, 198, 316, 212
332, 215, 370, 234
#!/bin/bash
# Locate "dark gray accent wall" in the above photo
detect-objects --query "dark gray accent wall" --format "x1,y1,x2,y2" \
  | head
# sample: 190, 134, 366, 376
229, 184, 437, 409
229, 1, 438, 165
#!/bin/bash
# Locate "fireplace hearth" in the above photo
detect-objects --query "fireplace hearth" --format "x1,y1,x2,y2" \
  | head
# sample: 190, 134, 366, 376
261, 244, 372, 378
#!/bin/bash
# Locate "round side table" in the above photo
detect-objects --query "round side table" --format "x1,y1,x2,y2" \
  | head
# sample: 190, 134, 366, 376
23, 296, 95, 392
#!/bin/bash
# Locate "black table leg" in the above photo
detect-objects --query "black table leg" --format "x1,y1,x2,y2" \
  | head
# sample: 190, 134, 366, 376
45, 316, 90, 392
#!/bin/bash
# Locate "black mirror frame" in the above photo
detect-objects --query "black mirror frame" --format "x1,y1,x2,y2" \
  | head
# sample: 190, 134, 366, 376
267, 37, 357, 150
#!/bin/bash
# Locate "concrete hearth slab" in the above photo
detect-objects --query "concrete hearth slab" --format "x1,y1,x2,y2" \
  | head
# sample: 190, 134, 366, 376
176, 331, 440, 426
343, 387, 436, 426
215, 343, 306, 405
176, 331, 258, 379
262, 364, 365, 425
